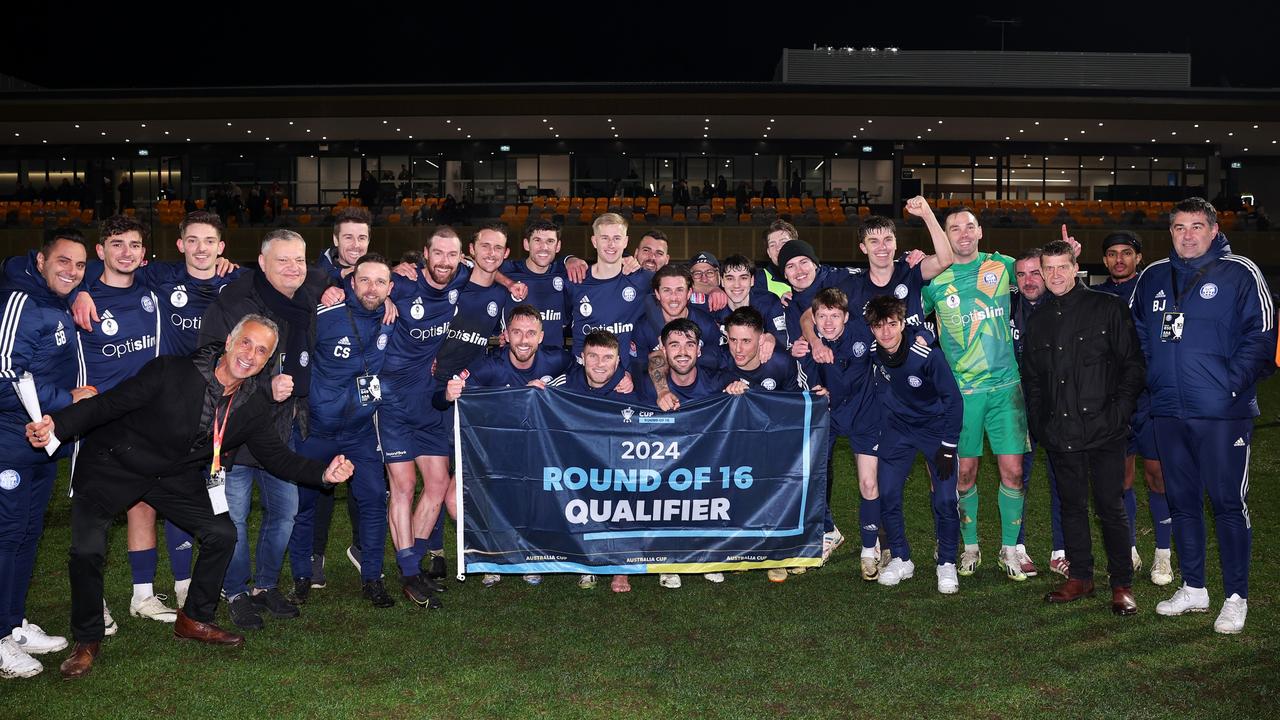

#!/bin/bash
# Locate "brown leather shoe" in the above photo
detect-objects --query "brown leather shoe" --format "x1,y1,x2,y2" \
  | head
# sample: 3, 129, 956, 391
1111, 586, 1138, 616
1044, 578, 1096, 603
59, 641, 100, 679
174, 611, 245, 647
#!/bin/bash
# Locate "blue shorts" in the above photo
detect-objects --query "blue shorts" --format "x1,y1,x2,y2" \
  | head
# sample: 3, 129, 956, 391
378, 373, 453, 461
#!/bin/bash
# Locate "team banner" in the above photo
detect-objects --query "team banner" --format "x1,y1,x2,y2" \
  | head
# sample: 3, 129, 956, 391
455, 387, 829, 576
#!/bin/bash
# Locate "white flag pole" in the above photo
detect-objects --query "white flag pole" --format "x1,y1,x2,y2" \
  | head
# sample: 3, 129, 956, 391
453, 400, 465, 582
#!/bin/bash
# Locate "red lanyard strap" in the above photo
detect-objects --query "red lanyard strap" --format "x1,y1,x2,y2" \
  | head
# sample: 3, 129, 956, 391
210, 389, 238, 474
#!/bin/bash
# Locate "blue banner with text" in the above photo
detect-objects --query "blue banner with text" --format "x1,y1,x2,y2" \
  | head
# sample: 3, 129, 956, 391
457, 387, 829, 575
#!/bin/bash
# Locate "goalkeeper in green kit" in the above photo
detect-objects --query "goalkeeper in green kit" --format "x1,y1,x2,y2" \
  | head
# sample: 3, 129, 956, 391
922, 207, 1037, 581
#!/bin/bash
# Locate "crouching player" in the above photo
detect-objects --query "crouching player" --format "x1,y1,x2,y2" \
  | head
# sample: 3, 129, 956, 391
866, 296, 963, 594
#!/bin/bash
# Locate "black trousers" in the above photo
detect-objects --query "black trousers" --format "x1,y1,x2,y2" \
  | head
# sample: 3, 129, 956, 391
1047, 439, 1133, 588
69, 471, 235, 642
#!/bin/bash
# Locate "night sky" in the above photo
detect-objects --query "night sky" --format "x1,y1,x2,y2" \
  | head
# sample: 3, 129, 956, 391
6, 5, 1277, 90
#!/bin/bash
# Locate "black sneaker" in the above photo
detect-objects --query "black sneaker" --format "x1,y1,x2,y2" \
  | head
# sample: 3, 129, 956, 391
228, 593, 265, 630
310, 554, 327, 589
422, 552, 447, 580
362, 579, 395, 609
291, 577, 311, 604
400, 574, 442, 609
250, 588, 301, 619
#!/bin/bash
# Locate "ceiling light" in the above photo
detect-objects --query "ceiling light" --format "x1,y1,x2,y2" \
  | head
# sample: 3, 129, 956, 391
226, 122, 232, 127
74, 124, 80, 128
1034, 121, 1040, 125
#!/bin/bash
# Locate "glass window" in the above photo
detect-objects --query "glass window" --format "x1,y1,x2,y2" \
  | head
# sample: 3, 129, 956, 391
1044, 155, 1077, 168
938, 155, 970, 166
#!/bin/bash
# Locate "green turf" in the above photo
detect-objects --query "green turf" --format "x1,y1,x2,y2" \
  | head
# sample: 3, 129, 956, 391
7, 380, 1279, 719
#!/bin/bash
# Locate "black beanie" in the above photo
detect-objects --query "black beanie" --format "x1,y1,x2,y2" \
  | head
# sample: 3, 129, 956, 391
775, 239, 818, 273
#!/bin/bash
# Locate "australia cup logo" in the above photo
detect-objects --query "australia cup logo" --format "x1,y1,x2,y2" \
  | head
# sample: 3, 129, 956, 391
621, 407, 635, 423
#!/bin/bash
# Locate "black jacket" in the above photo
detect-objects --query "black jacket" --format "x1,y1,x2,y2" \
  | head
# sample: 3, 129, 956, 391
197, 268, 326, 463
52, 348, 330, 515
1023, 281, 1146, 453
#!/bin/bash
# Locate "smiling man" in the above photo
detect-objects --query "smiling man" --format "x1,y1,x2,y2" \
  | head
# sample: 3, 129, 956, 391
1131, 197, 1276, 634
565, 213, 654, 361
317, 207, 372, 282
0, 230, 90, 680
198, 229, 327, 630
74, 216, 175, 626
1024, 240, 1145, 616
28, 314, 352, 679
1091, 231, 1172, 584
921, 207, 1031, 582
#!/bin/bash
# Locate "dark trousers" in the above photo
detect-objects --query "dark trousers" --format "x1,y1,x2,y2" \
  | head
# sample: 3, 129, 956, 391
69, 472, 236, 642
1047, 439, 1132, 588
1153, 416, 1253, 597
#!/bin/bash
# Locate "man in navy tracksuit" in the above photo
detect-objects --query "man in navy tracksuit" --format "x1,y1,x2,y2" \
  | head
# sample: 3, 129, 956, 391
287, 254, 397, 609
865, 296, 963, 595
806, 288, 883, 582
0, 231, 88, 678
1092, 231, 1173, 585
1131, 197, 1275, 634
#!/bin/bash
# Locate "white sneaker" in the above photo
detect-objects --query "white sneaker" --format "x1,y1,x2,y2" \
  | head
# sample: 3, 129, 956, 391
1131, 546, 1143, 573
877, 558, 916, 586
481, 574, 501, 587
958, 545, 981, 576
998, 546, 1028, 582
860, 546, 880, 582
822, 527, 845, 563
130, 594, 178, 623
522, 574, 543, 586
936, 563, 959, 594
1150, 549, 1174, 586
174, 578, 191, 609
103, 601, 118, 636
577, 575, 597, 589
1214, 594, 1248, 634
0, 637, 42, 679
659, 573, 682, 589
766, 568, 788, 583
8, 620, 67, 655
1156, 584, 1210, 616
703, 572, 725, 583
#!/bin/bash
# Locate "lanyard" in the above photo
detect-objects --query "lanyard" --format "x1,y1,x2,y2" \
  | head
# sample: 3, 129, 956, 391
1172, 263, 1214, 311
345, 307, 371, 375
210, 389, 238, 475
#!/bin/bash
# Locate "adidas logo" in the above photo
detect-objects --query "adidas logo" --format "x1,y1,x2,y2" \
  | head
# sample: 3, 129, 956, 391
580, 295, 591, 303
1234, 437, 1246, 447
174, 284, 186, 292
1154, 290, 1166, 299
176, 541, 193, 551
101, 310, 115, 319
337, 336, 351, 346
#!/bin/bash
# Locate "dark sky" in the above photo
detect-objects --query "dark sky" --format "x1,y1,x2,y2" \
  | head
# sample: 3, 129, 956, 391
7, 5, 1277, 89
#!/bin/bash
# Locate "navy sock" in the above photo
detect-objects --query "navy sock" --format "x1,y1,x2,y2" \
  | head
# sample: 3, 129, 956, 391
426, 514, 445, 553
1123, 487, 1137, 545
165, 521, 194, 582
859, 498, 881, 549
128, 548, 158, 585
411, 537, 430, 566
1149, 491, 1172, 549
396, 548, 419, 578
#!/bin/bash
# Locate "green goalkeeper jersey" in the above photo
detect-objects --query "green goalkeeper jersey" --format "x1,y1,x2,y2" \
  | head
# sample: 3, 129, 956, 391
921, 251, 1021, 393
